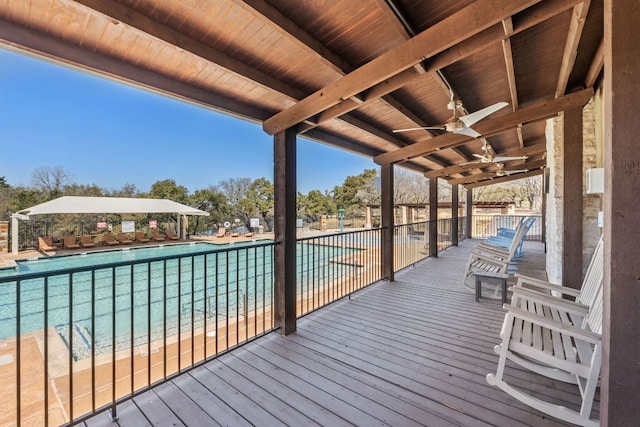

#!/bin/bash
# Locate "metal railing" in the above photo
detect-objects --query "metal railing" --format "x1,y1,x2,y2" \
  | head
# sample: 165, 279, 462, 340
297, 228, 383, 317
0, 242, 276, 426
470, 214, 543, 241
3, 219, 475, 426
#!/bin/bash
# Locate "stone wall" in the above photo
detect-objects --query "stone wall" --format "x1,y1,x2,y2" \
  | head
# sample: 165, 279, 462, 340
545, 89, 604, 283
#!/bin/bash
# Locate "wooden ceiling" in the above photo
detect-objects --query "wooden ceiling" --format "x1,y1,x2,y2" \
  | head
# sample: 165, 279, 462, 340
0, 0, 603, 187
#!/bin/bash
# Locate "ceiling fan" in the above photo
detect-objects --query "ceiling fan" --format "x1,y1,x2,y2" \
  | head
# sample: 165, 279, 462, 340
495, 163, 528, 177
393, 99, 509, 138
466, 140, 529, 165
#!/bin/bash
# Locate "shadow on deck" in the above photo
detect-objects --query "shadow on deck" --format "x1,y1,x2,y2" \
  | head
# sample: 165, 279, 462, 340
84, 240, 588, 427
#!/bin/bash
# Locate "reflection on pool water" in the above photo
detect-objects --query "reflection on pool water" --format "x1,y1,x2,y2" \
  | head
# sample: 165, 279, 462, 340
0, 240, 361, 358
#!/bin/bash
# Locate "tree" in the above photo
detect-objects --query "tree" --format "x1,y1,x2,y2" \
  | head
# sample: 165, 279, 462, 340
218, 177, 253, 229
246, 178, 274, 231
332, 169, 377, 216
517, 176, 543, 210
31, 166, 73, 200
298, 189, 336, 221
188, 187, 229, 234
148, 179, 189, 203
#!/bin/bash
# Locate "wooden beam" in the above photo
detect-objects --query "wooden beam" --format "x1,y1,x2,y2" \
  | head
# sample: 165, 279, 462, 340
381, 163, 395, 282
429, 178, 438, 257
273, 129, 297, 335
375, 88, 594, 164
72, 0, 306, 101
555, 1, 592, 97
424, 142, 547, 178
602, 1, 640, 422
562, 107, 584, 290
464, 169, 543, 189
585, 37, 604, 88
263, 0, 544, 135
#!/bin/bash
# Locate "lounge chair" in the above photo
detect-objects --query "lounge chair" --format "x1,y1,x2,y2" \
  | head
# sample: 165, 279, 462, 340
216, 227, 226, 238
38, 236, 56, 252
135, 232, 150, 243
117, 233, 133, 244
102, 233, 120, 246
63, 236, 81, 249
244, 232, 254, 238
165, 230, 180, 240
150, 230, 165, 242
80, 235, 95, 248
230, 232, 240, 237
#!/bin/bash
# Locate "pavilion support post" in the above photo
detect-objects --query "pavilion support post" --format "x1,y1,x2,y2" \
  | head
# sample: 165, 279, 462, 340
273, 129, 297, 335
428, 177, 438, 257
451, 184, 459, 246
602, 0, 640, 423
562, 107, 583, 290
11, 214, 19, 255
381, 163, 394, 282
465, 188, 473, 239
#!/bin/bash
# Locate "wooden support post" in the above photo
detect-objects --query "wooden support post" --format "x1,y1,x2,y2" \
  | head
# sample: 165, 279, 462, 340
381, 163, 394, 282
429, 177, 438, 257
562, 107, 583, 290
602, 0, 640, 423
274, 129, 297, 335
466, 187, 473, 239
451, 184, 459, 246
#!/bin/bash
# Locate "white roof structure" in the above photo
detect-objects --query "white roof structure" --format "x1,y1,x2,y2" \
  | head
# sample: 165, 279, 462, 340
18, 196, 209, 217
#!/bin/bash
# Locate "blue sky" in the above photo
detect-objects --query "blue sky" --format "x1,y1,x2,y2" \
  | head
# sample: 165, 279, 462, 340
0, 47, 377, 194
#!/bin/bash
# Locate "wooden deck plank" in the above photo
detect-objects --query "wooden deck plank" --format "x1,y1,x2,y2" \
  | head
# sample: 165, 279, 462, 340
84, 240, 584, 427
132, 390, 186, 426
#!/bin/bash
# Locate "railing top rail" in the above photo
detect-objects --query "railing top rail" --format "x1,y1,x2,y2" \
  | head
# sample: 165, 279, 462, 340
0, 240, 277, 283
296, 227, 383, 243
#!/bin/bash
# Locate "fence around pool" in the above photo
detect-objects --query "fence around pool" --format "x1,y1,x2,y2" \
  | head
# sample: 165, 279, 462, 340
0, 215, 541, 426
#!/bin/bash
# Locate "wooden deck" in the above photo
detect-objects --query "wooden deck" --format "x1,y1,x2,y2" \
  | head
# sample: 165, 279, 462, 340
83, 239, 591, 427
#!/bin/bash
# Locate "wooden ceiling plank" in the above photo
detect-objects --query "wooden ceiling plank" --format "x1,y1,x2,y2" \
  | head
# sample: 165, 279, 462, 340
555, 1, 591, 97
424, 143, 547, 178
374, 88, 593, 164
464, 169, 543, 189
235, 0, 353, 75
263, 0, 544, 135
585, 37, 604, 87
72, 0, 307, 100
450, 147, 473, 162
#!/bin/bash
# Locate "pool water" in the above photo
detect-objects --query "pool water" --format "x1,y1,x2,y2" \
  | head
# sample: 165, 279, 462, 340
0, 241, 361, 357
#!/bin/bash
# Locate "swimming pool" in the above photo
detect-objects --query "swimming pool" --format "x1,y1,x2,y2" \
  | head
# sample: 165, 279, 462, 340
0, 240, 361, 357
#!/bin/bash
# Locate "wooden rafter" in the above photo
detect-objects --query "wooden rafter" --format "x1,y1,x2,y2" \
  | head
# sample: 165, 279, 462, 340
263, 0, 544, 135
585, 38, 604, 87
71, 0, 306, 100
464, 169, 543, 189
555, 1, 592, 97
501, 18, 524, 148
375, 88, 593, 165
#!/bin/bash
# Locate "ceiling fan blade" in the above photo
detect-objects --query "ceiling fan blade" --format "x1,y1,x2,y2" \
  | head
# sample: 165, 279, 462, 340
392, 126, 444, 133
504, 169, 529, 175
472, 153, 484, 159
454, 126, 481, 138
493, 155, 528, 162
459, 101, 509, 127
